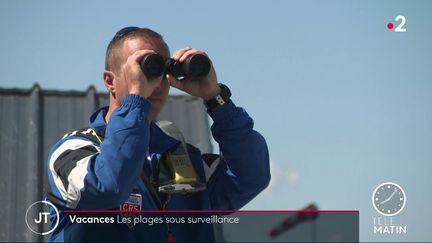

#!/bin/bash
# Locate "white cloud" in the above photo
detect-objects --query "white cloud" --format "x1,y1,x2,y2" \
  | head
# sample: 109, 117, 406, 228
264, 159, 299, 194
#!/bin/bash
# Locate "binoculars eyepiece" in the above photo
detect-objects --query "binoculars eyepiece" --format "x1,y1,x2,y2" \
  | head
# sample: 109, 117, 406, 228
140, 53, 211, 80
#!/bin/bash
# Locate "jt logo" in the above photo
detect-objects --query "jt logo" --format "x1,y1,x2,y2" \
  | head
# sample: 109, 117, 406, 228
34, 212, 50, 224
25, 201, 59, 235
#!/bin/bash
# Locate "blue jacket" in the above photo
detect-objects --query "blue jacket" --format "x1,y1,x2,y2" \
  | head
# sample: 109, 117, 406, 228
46, 94, 270, 242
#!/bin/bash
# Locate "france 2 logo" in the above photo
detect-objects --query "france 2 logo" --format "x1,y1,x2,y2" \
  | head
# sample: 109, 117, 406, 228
387, 15, 407, 32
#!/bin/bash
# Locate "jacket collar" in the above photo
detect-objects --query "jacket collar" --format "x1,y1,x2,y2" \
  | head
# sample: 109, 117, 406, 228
89, 106, 179, 154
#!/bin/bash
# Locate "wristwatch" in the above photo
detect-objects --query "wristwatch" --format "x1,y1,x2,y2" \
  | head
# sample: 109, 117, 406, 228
204, 84, 231, 111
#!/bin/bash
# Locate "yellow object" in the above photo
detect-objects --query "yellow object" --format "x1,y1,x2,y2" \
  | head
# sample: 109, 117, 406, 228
164, 145, 198, 184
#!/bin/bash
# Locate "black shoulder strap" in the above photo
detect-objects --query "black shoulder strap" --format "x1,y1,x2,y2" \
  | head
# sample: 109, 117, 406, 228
140, 173, 165, 210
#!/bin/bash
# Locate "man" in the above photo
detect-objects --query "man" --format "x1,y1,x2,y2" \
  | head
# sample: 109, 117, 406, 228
46, 27, 270, 242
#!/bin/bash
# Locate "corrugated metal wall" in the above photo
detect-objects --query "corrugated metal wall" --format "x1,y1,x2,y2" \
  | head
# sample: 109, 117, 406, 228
0, 84, 212, 242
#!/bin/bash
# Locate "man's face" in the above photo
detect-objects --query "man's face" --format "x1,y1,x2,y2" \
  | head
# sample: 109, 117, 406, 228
114, 37, 170, 120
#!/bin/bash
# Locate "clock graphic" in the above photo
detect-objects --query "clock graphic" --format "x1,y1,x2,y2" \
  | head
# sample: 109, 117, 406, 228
372, 182, 406, 216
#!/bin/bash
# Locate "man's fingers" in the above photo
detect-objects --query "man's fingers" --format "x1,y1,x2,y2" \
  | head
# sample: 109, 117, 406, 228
172, 47, 192, 60
178, 49, 206, 62
129, 49, 157, 63
166, 74, 183, 90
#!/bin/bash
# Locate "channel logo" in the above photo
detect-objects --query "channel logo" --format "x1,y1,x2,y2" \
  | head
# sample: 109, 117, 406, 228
387, 15, 407, 32
25, 201, 59, 235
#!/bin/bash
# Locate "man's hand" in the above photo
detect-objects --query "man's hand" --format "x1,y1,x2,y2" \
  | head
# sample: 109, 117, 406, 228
167, 47, 221, 101
122, 49, 164, 98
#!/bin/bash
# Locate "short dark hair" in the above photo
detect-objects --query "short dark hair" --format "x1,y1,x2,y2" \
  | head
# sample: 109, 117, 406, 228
105, 27, 169, 73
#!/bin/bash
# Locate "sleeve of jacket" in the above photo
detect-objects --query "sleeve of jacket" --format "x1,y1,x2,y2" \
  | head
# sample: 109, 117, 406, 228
205, 100, 271, 210
46, 94, 150, 209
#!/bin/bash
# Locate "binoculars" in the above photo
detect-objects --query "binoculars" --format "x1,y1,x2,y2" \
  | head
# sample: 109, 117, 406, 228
140, 53, 211, 80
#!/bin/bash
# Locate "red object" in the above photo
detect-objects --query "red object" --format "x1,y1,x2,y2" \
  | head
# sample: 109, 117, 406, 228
167, 232, 176, 243
269, 204, 320, 238
64, 209, 357, 213
387, 23, 394, 29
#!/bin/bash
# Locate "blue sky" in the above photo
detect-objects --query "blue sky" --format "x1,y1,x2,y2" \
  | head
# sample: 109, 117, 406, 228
1, 0, 431, 241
